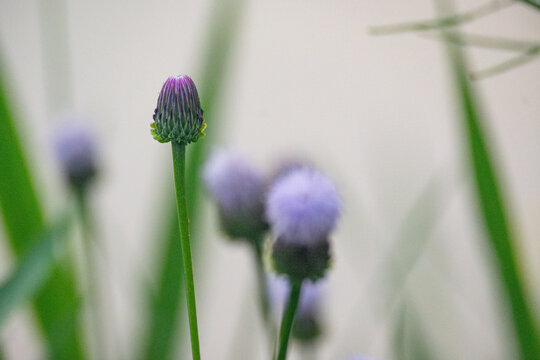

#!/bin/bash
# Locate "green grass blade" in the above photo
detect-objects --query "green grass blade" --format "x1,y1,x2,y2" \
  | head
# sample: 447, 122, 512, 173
0, 56, 85, 360
470, 45, 540, 80
520, 0, 540, 10
140, 0, 246, 358
369, 0, 510, 35
445, 31, 540, 360
0, 217, 70, 326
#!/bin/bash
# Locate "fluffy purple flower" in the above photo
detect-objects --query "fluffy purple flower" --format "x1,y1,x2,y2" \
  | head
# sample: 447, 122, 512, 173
53, 121, 97, 187
203, 149, 267, 240
266, 168, 341, 245
151, 75, 206, 144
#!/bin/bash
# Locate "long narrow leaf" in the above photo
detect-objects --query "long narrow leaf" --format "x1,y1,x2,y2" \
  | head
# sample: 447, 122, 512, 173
0, 217, 70, 325
141, 0, 246, 358
369, 0, 510, 35
444, 29, 540, 360
0, 55, 84, 360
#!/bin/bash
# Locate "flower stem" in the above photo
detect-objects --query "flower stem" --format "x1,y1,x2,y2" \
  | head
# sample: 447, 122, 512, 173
251, 240, 275, 351
172, 141, 201, 360
252, 240, 271, 325
275, 281, 303, 360
73, 185, 105, 360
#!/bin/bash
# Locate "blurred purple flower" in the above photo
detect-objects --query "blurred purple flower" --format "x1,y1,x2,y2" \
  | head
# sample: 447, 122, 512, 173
53, 121, 97, 187
348, 356, 378, 360
266, 167, 341, 245
203, 149, 267, 240
151, 75, 206, 144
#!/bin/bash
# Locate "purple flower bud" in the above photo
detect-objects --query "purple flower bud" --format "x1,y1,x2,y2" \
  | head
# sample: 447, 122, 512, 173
267, 275, 325, 341
203, 149, 268, 240
151, 75, 206, 145
266, 168, 341, 245
53, 121, 97, 188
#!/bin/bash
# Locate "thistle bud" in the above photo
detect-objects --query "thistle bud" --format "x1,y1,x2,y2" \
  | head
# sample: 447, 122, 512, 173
151, 75, 206, 145
53, 121, 97, 189
203, 149, 268, 241
266, 167, 341, 281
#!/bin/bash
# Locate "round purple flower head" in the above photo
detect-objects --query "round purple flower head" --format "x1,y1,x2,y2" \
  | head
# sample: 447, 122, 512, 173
267, 274, 325, 341
203, 149, 268, 240
267, 167, 340, 281
266, 167, 341, 245
151, 75, 206, 145
53, 121, 97, 188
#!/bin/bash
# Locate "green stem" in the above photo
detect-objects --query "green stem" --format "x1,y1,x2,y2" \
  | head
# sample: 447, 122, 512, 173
251, 240, 275, 351
369, 0, 511, 35
252, 241, 271, 326
172, 142, 201, 360
74, 186, 105, 360
275, 281, 303, 360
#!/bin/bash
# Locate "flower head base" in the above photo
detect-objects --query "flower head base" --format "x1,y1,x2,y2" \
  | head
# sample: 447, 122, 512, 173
272, 239, 331, 281
53, 121, 97, 188
151, 75, 206, 145
203, 149, 268, 240
266, 168, 341, 245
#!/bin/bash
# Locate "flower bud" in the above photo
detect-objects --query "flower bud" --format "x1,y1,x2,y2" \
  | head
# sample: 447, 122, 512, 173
151, 75, 206, 145
266, 168, 340, 281
53, 121, 97, 188
203, 149, 268, 241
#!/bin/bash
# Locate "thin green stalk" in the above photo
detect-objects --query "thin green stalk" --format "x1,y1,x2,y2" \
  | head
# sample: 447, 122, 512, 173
520, 0, 540, 10
252, 240, 272, 331
73, 187, 106, 360
421, 32, 540, 52
275, 281, 303, 360
470, 45, 540, 80
171, 142, 201, 360
369, 0, 511, 35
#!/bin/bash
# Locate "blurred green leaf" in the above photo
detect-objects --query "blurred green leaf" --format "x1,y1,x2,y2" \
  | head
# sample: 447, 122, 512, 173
380, 177, 443, 305
470, 45, 540, 80
0, 56, 84, 359
140, 0, 246, 358
369, 0, 509, 35
445, 29, 540, 360
0, 216, 70, 326
422, 32, 540, 52
521, 0, 540, 10
392, 299, 436, 360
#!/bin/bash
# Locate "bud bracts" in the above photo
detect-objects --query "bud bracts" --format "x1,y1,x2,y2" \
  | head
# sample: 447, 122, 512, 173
151, 75, 206, 145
